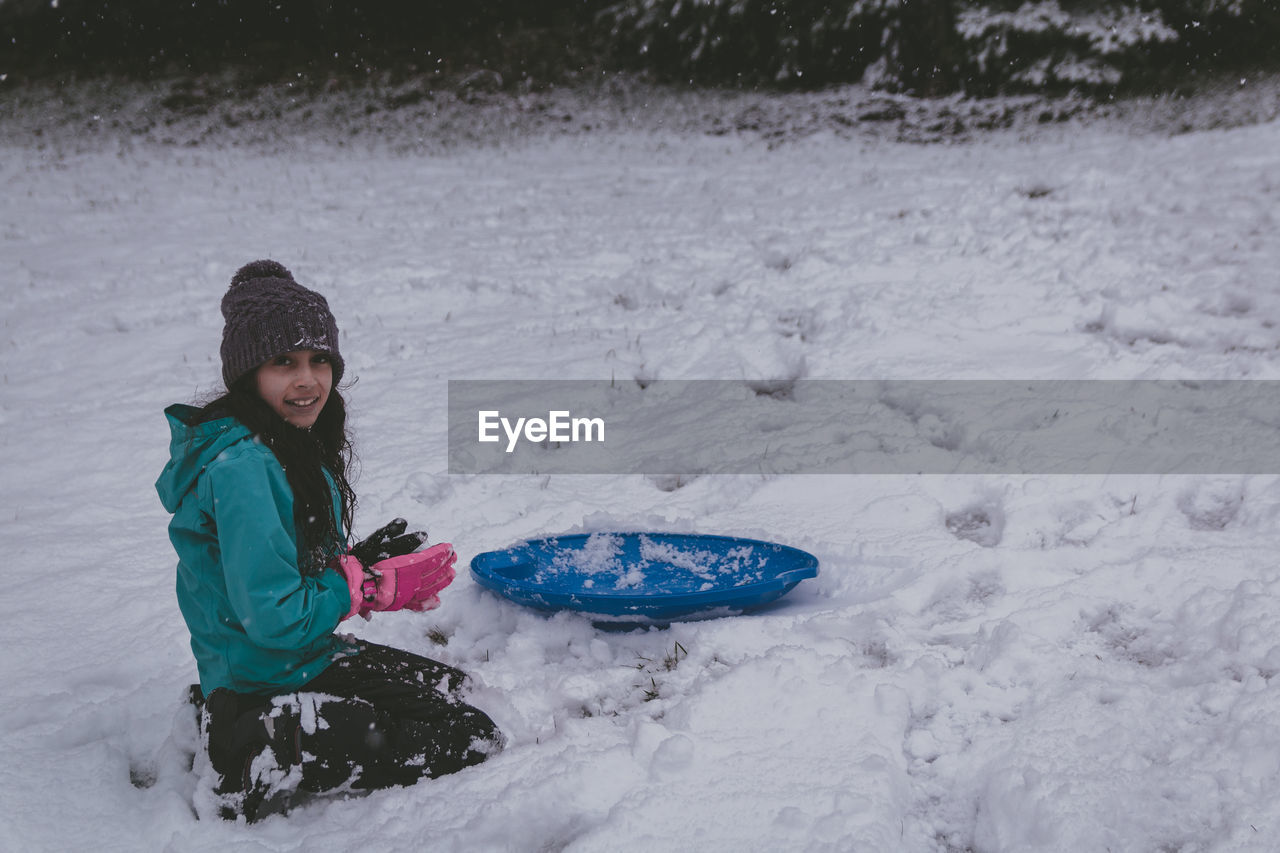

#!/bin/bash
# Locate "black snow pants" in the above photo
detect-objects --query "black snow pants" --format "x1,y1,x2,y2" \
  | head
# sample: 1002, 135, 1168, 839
202, 640, 500, 796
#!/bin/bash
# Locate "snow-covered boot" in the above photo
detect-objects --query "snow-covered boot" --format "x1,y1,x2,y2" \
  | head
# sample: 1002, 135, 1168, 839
200, 689, 304, 822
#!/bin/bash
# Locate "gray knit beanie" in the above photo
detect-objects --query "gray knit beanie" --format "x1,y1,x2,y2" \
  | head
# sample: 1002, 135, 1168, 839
219, 259, 344, 389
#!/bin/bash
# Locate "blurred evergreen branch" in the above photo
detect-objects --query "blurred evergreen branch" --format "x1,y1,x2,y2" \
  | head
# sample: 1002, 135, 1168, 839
1, 0, 1277, 94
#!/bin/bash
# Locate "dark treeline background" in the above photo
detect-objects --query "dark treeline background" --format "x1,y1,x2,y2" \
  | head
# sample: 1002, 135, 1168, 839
2, 0, 1277, 96
0, 0, 604, 79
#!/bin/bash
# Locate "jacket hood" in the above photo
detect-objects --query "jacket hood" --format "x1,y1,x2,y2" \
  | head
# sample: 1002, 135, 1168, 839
155, 403, 255, 513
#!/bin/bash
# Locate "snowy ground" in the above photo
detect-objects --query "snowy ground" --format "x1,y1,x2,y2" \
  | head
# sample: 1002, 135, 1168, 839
3, 78, 1280, 851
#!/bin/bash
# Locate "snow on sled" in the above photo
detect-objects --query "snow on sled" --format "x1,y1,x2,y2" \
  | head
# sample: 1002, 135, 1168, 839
470, 532, 819, 623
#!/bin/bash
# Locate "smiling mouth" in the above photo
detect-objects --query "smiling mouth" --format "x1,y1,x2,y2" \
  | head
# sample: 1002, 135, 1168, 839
286, 396, 320, 409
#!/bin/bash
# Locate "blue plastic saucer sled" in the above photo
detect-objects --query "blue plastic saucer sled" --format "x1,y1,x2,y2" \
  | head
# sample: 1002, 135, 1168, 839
470, 532, 819, 622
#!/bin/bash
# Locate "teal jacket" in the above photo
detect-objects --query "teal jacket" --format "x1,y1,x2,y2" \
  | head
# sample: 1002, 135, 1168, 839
155, 403, 353, 696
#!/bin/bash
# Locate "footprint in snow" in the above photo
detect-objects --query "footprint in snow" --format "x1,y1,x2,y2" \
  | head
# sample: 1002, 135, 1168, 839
1177, 481, 1243, 531
945, 503, 1005, 547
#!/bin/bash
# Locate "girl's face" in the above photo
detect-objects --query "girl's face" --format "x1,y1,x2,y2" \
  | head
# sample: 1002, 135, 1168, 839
254, 349, 333, 429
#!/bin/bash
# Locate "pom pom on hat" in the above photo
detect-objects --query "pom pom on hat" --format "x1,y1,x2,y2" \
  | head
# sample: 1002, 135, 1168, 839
230, 259, 293, 288
219, 259, 344, 389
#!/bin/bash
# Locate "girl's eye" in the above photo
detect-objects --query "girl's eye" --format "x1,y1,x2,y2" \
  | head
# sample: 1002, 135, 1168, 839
312, 354, 330, 364
273, 356, 292, 367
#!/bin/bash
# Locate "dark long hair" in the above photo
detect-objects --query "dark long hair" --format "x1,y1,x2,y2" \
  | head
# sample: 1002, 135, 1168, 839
198, 376, 357, 575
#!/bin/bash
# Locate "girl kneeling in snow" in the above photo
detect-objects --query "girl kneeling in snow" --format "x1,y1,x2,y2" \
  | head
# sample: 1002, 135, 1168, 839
156, 260, 500, 821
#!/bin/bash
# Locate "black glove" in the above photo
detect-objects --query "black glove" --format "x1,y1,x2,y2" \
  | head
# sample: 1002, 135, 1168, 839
349, 518, 428, 565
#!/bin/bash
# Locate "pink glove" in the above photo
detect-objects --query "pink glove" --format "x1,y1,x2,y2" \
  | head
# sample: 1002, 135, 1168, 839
335, 554, 375, 621
369, 544, 457, 612
335, 544, 457, 620
399, 544, 456, 612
